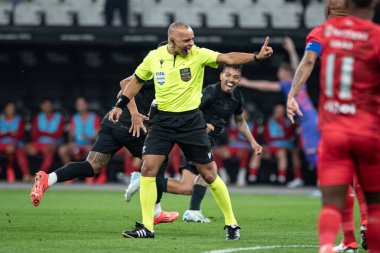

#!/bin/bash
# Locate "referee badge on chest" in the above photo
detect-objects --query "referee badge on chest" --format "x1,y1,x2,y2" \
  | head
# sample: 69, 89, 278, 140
155, 71, 166, 85
180, 68, 191, 82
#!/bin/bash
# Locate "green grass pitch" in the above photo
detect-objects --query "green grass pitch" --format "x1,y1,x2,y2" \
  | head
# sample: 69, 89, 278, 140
0, 188, 360, 253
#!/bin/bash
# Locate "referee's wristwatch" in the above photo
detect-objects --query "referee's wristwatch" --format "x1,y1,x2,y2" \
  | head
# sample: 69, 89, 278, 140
253, 52, 261, 62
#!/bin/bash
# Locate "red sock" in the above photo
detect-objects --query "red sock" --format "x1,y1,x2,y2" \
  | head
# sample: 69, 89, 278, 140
96, 166, 107, 184
6, 154, 16, 182
318, 205, 342, 247
249, 167, 258, 176
239, 149, 250, 168
41, 151, 55, 172
367, 203, 380, 252
278, 169, 286, 178
213, 151, 224, 169
293, 166, 302, 179
353, 179, 368, 225
342, 188, 356, 245
16, 148, 30, 176
6, 166, 16, 182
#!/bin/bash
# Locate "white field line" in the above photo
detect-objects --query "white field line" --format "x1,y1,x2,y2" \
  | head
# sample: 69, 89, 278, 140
202, 245, 317, 253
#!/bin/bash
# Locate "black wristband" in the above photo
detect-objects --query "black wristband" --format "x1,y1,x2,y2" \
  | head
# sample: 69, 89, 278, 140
115, 95, 130, 109
253, 52, 261, 62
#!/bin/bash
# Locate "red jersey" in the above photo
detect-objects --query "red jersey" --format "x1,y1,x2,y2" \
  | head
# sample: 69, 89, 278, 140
31, 112, 65, 144
307, 16, 380, 137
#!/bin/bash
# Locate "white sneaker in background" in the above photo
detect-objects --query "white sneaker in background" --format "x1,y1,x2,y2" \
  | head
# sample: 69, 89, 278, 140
332, 242, 358, 253
269, 174, 277, 183
236, 169, 247, 187
248, 174, 257, 183
218, 167, 230, 184
278, 175, 286, 184
286, 178, 304, 188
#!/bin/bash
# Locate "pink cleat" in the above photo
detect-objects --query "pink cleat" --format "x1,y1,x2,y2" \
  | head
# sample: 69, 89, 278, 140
30, 171, 49, 207
154, 211, 179, 225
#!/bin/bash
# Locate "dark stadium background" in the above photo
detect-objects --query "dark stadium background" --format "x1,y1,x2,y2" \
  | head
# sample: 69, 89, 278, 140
0, 0, 379, 183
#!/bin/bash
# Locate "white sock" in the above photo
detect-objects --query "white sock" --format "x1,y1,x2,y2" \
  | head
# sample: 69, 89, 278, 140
48, 172, 57, 187
154, 202, 161, 218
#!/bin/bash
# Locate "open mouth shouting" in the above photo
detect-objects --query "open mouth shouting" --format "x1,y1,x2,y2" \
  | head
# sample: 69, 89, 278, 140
225, 81, 235, 92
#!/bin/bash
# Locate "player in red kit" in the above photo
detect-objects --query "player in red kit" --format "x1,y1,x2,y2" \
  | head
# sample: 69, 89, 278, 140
303, 1, 368, 252
287, 0, 380, 252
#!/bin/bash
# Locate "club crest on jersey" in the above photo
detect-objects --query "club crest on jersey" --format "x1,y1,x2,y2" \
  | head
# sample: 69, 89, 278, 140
155, 71, 166, 85
180, 68, 191, 82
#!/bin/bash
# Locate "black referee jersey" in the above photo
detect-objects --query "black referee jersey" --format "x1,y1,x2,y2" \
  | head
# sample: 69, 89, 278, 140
200, 82, 244, 137
102, 79, 155, 129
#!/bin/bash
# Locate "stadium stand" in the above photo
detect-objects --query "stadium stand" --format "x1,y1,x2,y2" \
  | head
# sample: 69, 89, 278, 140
1, 0, 326, 28
304, 0, 325, 28
0, 0, 12, 26
0, 0, 379, 184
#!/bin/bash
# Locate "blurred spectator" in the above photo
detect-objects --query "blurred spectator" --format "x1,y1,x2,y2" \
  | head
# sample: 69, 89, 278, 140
262, 104, 295, 184
24, 98, 65, 173
0, 102, 30, 182
58, 97, 101, 184
119, 149, 141, 180
288, 135, 303, 188
215, 110, 257, 187
104, 0, 128, 26
240, 37, 319, 187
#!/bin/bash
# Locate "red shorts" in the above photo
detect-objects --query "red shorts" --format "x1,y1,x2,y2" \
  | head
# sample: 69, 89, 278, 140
0, 143, 16, 152
27, 142, 55, 153
318, 131, 380, 192
228, 146, 250, 157
266, 146, 286, 156
72, 144, 92, 156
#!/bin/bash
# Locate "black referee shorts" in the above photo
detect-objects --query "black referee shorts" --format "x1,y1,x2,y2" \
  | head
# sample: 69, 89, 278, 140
142, 109, 214, 164
91, 124, 145, 158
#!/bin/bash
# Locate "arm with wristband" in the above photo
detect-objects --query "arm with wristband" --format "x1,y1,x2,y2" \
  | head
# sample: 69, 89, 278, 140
108, 75, 148, 137
216, 37, 273, 65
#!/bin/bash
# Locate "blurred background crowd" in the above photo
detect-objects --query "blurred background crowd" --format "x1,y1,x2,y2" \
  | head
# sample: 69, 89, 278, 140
0, 0, 379, 186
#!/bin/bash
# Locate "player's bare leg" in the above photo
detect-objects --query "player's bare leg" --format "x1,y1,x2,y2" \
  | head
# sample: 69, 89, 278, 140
248, 152, 262, 183
167, 169, 197, 195
275, 148, 288, 184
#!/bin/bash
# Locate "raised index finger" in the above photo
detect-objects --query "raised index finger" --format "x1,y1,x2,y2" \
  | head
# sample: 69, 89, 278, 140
263, 36, 270, 47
